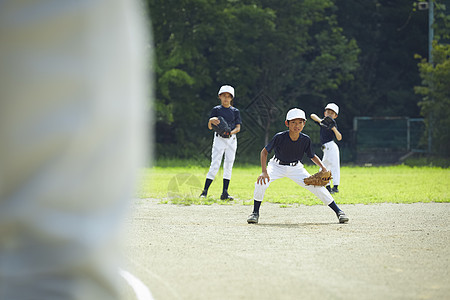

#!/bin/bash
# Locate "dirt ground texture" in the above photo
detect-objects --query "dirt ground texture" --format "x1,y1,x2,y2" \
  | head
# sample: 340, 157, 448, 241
122, 200, 450, 300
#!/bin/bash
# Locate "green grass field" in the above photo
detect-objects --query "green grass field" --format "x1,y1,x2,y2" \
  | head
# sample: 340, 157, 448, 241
136, 165, 450, 206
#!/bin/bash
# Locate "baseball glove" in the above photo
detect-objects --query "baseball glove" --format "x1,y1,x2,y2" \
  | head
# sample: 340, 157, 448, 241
320, 116, 337, 130
212, 116, 231, 138
303, 170, 332, 186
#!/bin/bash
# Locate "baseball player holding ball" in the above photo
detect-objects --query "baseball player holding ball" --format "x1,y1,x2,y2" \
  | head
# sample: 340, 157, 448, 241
247, 108, 349, 224
200, 85, 242, 200
310, 103, 342, 194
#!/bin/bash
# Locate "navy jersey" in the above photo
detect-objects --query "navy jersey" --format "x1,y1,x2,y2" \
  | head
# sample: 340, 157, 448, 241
265, 131, 315, 163
209, 105, 242, 130
319, 124, 337, 145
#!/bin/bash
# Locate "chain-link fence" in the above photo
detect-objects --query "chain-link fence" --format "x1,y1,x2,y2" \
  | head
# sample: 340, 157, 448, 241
353, 117, 428, 164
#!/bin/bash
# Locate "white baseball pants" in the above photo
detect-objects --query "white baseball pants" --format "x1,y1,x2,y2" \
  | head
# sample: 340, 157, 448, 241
322, 141, 340, 186
207, 134, 237, 180
253, 158, 334, 205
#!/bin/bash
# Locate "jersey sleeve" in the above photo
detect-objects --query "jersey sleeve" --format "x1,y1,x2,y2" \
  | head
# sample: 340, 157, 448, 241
209, 107, 218, 118
234, 109, 242, 125
264, 134, 279, 153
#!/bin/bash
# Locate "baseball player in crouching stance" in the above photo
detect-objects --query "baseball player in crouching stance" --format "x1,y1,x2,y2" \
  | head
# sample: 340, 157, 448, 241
200, 85, 242, 200
247, 108, 349, 224
310, 103, 342, 194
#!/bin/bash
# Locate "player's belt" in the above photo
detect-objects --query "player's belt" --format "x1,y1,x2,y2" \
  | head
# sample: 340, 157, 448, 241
215, 133, 230, 138
274, 157, 299, 166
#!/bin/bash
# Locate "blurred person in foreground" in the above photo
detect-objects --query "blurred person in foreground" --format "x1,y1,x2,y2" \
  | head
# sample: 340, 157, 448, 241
0, 1, 151, 299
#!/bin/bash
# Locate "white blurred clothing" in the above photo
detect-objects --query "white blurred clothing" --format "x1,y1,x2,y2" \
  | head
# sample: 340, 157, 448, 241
0, 0, 150, 299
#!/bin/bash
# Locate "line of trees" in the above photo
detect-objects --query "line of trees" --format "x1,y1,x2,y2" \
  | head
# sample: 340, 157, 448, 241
415, 1, 450, 155
146, 0, 449, 159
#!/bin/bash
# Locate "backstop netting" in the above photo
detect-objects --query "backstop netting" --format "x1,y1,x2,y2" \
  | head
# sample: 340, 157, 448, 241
354, 117, 428, 153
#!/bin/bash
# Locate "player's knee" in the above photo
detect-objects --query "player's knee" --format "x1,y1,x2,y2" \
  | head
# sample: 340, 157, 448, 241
254, 181, 269, 190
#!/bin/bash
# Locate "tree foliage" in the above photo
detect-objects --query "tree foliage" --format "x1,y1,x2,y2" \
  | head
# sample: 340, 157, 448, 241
145, 0, 445, 161
147, 0, 359, 158
331, 0, 429, 130
415, 1, 450, 155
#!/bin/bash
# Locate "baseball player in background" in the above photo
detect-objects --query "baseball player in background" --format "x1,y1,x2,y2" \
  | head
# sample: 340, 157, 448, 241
247, 108, 349, 224
200, 85, 242, 200
311, 103, 342, 194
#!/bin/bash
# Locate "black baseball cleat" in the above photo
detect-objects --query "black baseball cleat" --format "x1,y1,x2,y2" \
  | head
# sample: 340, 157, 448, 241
337, 211, 349, 223
199, 190, 207, 198
220, 193, 234, 200
247, 212, 259, 224
331, 186, 339, 194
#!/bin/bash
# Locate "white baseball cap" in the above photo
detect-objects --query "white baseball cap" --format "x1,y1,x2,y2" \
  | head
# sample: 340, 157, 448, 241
218, 85, 235, 98
286, 108, 306, 121
325, 103, 339, 114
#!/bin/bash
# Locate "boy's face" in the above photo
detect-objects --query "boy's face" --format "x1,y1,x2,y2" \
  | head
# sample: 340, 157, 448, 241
285, 118, 306, 133
219, 92, 233, 107
324, 109, 337, 119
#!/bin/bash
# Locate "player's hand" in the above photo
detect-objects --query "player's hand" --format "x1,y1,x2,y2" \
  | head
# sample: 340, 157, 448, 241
257, 171, 270, 185
210, 117, 220, 126
320, 167, 329, 173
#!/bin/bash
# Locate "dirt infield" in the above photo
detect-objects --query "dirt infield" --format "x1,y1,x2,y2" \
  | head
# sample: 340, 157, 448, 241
122, 200, 450, 300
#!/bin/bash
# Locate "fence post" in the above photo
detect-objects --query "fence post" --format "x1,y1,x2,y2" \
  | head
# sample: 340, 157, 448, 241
407, 118, 411, 151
